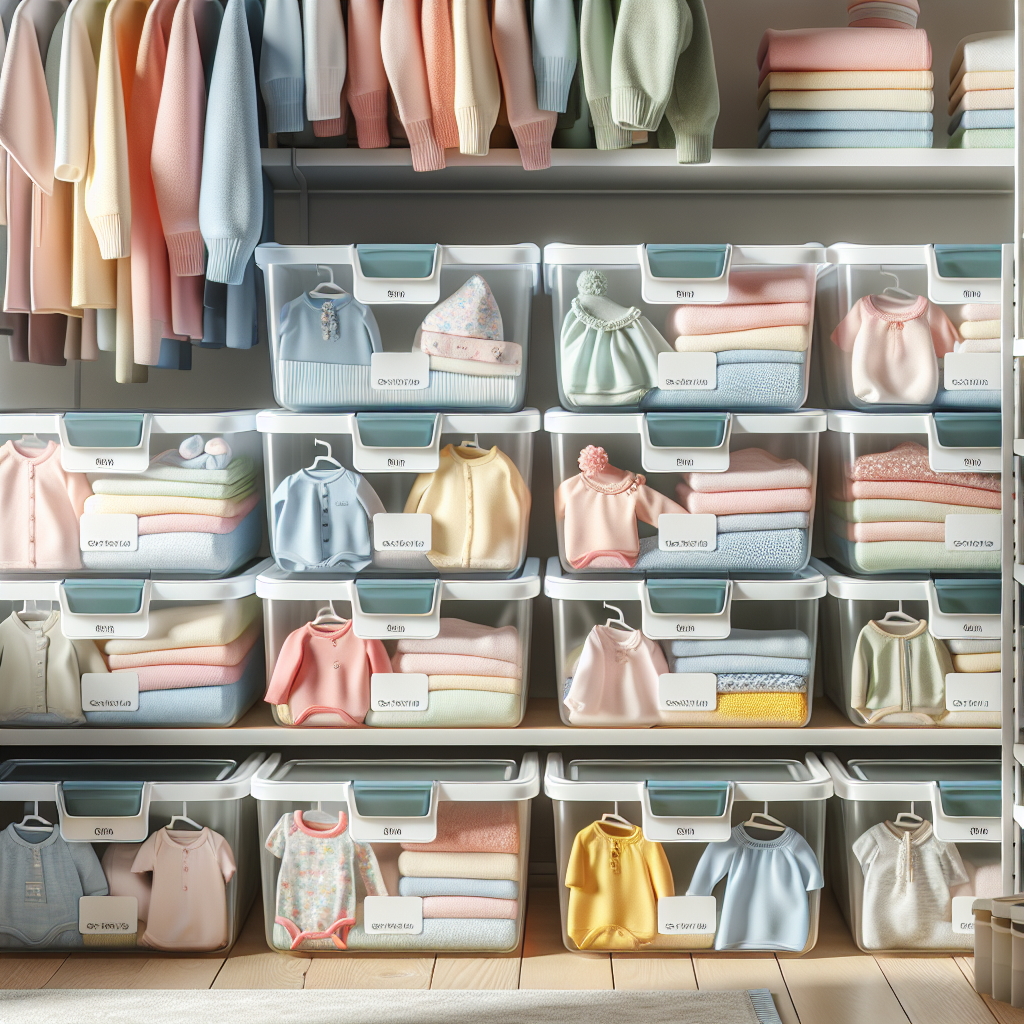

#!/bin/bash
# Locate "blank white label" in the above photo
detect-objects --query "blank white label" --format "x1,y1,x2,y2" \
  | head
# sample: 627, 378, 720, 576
370, 673, 428, 712
373, 513, 432, 553
951, 896, 977, 934
81, 672, 139, 713
79, 513, 138, 553
945, 514, 1001, 553
658, 895, 717, 937
371, 351, 430, 389
79, 896, 138, 936
658, 513, 717, 552
944, 352, 1000, 391
945, 673, 1001, 713
363, 896, 424, 935
658, 352, 717, 390
658, 673, 717, 712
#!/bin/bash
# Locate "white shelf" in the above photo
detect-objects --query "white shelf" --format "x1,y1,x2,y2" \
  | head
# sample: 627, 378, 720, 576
262, 147, 1012, 194
1, 700, 1000, 747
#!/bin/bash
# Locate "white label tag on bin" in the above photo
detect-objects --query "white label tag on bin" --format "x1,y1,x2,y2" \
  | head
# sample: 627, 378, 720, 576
79, 896, 138, 937
658, 674, 717, 712
81, 672, 139, 713
370, 673, 428, 712
658, 514, 717, 552
657, 896, 716, 937
945, 514, 1001, 553
945, 673, 1001, 713
657, 352, 716, 390
363, 896, 424, 935
951, 896, 977, 934
944, 353, 1000, 391
370, 352, 430, 390
373, 513, 432, 553
79, 513, 139, 553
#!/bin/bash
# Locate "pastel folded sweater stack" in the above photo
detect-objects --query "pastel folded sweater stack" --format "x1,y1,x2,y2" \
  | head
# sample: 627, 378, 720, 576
946, 32, 1013, 150
757, 26, 934, 149
953, 302, 1000, 354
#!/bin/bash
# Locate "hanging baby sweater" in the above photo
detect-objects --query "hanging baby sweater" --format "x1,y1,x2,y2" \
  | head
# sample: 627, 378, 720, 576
451, 0, 500, 154
347, 0, 389, 148
258, 0, 303, 133
301, 0, 345, 123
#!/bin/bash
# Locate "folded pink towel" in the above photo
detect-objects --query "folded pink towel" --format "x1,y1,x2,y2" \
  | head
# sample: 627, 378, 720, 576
675, 484, 814, 516
838, 520, 945, 542
115, 649, 258, 692
709, 266, 816, 306
757, 28, 932, 84
390, 651, 520, 678
390, 618, 521, 664
838, 480, 1001, 508
137, 492, 261, 535
847, 442, 1000, 491
401, 801, 519, 853
684, 448, 812, 494
960, 303, 1001, 321
422, 896, 519, 919
106, 620, 261, 670
666, 301, 812, 338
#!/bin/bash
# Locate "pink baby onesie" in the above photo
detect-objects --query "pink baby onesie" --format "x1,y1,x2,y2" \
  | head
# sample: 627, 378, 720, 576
555, 446, 683, 569
831, 294, 959, 405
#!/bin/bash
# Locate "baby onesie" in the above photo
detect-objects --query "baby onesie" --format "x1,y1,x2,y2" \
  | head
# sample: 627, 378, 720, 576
266, 810, 387, 950
278, 289, 382, 364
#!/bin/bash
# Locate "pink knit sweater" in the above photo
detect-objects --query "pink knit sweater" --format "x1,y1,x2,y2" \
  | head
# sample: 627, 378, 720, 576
347, 0, 390, 148
421, 0, 459, 149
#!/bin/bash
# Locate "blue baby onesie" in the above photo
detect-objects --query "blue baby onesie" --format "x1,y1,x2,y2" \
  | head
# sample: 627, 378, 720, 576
687, 825, 823, 951
278, 291, 382, 364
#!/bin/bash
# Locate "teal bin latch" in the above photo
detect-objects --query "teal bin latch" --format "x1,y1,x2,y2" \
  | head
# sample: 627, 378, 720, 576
61, 579, 146, 615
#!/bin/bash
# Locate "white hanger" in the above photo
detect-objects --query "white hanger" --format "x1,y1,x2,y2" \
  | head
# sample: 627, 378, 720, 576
309, 438, 342, 471
20, 599, 56, 617
742, 801, 787, 834
167, 802, 204, 832
894, 802, 924, 829
302, 800, 338, 826
312, 601, 346, 626
600, 802, 635, 831
16, 801, 54, 834
603, 602, 632, 632
309, 265, 346, 298
17, 432, 48, 450
460, 434, 483, 450
879, 269, 919, 301
880, 600, 917, 625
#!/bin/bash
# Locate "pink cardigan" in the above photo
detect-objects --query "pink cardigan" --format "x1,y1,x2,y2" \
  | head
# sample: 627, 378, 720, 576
347, 0, 389, 148
421, 0, 459, 149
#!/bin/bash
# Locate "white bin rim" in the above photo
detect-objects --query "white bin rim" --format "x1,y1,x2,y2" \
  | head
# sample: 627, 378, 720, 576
544, 408, 826, 435
257, 408, 542, 434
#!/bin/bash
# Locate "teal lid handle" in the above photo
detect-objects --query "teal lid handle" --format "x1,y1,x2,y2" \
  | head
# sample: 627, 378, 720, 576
351, 780, 435, 817
60, 780, 145, 818
932, 578, 1000, 616
350, 244, 443, 304
61, 579, 146, 615
646, 780, 730, 817
354, 244, 438, 279
62, 413, 145, 448
645, 413, 728, 449
344, 779, 440, 843
933, 244, 1001, 280
58, 580, 152, 641
933, 412, 1000, 449
355, 413, 438, 449
646, 579, 729, 615
640, 779, 735, 842
645, 245, 730, 280
354, 579, 438, 616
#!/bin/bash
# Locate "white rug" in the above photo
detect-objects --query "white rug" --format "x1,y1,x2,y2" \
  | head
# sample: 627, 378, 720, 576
0, 987, 781, 1024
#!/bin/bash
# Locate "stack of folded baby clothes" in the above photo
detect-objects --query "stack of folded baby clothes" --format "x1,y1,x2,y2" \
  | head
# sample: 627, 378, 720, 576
947, 31, 1014, 149
657, 266, 816, 411
83, 596, 265, 726
955, 303, 1000, 355
942, 637, 1001, 727
81, 436, 262, 575
364, 619, 523, 728
757, 26, 934, 148
660, 628, 813, 727
348, 802, 520, 951
828, 441, 1001, 572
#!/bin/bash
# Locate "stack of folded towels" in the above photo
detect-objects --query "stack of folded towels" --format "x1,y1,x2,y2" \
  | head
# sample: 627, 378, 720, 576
947, 31, 1014, 149
83, 596, 265, 726
365, 619, 522, 728
947, 639, 1000, 677
955, 303, 1000, 354
655, 266, 816, 411
757, 24, 934, 148
349, 802, 520, 951
660, 628, 813, 727
828, 441, 1001, 572
81, 435, 262, 574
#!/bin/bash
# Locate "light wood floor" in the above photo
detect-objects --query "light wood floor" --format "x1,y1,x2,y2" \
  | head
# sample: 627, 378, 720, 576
2, 882, 1022, 1024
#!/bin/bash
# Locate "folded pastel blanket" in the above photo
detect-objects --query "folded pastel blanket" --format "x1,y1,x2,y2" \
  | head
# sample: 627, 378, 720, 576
698, 265, 816, 306
660, 692, 808, 727
961, 303, 1001, 320
103, 595, 261, 655
390, 619, 520, 664
948, 70, 1014, 106
428, 675, 521, 694
665, 301, 812, 337
759, 110, 932, 137
634, 530, 808, 573
345, 918, 517, 952
952, 652, 1000, 673
933, 386, 1000, 410
137, 493, 262, 535
760, 130, 932, 149
364, 690, 521, 728
668, 655, 811, 676
398, 877, 519, 899
90, 474, 256, 500
957, 339, 1000, 353
838, 479, 1000, 509
84, 492, 258, 518
829, 497, 1000, 524
960, 319, 1000, 340
105, 620, 261, 669
116, 649, 259, 692
639, 360, 806, 412
716, 673, 808, 693
397, 851, 520, 880
664, 628, 811, 659
949, 90, 1014, 118
674, 324, 810, 352
758, 90, 934, 117
717, 350, 805, 364
422, 897, 518, 920
147, 454, 255, 485
831, 515, 944, 543
757, 69, 933, 103
946, 639, 1000, 655
716, 511, 809, 533
389, 653, 520, 679
950, 32, 1013, 83
676, 483, 814, 515
758, 27, 932, 82
948, 108, 1013, 133
685, 447, 812, 493
401, 801, 518, 853
846, 445, 999, 488
949, 128, 1013, 149
828, 536, 1000, 573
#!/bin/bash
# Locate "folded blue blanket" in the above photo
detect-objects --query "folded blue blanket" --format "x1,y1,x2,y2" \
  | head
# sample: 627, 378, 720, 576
759, 109, 933, 137
640, 361, 805, 411
634, 530, 809, 572
398, 878, 520, 899
716, 511, 809, 534
948, 108, 1014, 134
717, 673, 807, 693
716, 349, 806, 365
669, 655, 811, 676
760, 130, 933, 149
665, 628, 811, 660
346, 918, 518, 952
933, 385, 1000, 409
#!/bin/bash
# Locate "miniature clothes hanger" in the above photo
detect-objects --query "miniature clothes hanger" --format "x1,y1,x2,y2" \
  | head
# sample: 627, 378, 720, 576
600, 802, 635, 831
312, 601, 346, 626
301, 801, 340, 826
603, 602, 632, 632
308, 438, 343, 471
167, 802, 204, 832
309, 265, 346, 298
893, 803, 924, 829
17, 432, 49, 449
743, 802, 787, 835
16, 802, 54, 833
879, 269, 920, 301
879, 601, 918, 625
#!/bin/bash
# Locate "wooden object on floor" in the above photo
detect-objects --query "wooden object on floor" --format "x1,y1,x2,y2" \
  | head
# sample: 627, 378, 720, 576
611, 955, 697, 990
693, 956, 800, 1024
876, 956, 995, 1024
780, 954, 911, 1024
43, 955, 224, 991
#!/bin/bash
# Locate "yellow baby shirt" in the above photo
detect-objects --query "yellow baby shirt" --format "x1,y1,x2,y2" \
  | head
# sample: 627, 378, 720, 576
565, 821, 675, 950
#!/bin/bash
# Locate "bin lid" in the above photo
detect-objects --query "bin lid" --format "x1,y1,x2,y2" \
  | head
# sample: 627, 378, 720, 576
544, 408, 826, 436
542, 243, 827, 267
257, 408, 541, 435
847, 760, 1000, 784
0, 411, 258, 436
568, 760, 816, 783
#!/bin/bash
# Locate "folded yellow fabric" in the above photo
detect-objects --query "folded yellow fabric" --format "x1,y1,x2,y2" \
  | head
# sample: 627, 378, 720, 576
947, 69, 1014, 102
952, 652, 1000, 673
428, 675, 521, 694
674, 324, 810, 353
959, 319, 1000, 340
102, 595, 262, 655
758, 89, 934, 117
83, 493, 256, 517
758, 69, 934, 105
659, 692, 808, 727
948, 89, 1014, 118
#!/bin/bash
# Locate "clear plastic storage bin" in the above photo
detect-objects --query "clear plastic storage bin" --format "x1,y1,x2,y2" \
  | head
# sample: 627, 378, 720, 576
816, 244, 1003, 412
543, 243, 826, 412
255, 244, 540, 412
545, 557, 824, 728
822, 411, 1001, 575
824, 754, 1002, 953
546, 408, 824, 574
817, 560, 1001, 729
0, 561, 270, 728
252, 753, 539, 953
544, 754, 832, 953
0, 755, 265, 952
255, 561, 539, 728
258, 410, 538, 577
0, 412, 264, 577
